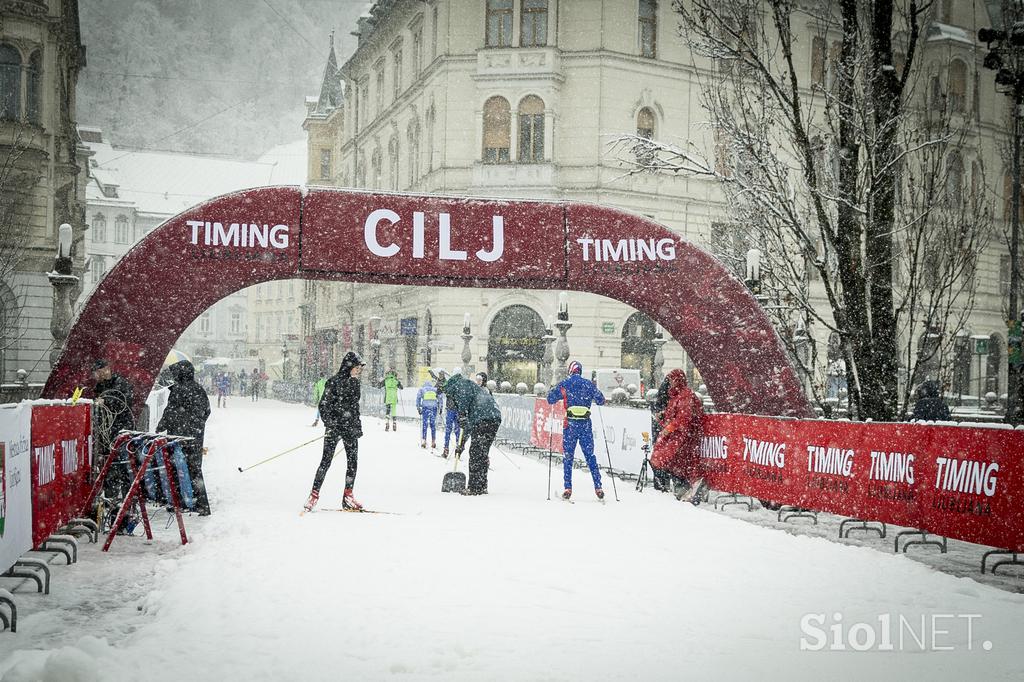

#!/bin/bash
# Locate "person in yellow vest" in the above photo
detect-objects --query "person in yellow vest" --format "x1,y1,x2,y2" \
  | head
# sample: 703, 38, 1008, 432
416, 378, 440, 449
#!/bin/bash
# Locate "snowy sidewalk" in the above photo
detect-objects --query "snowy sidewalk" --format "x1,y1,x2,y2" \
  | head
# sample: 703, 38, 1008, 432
1, 399, 1023, 681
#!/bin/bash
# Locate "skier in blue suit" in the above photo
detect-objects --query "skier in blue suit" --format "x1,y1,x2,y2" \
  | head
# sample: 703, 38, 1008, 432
416, 378, 440, 449
547, 360, 606, 501
438, 368, 462, 458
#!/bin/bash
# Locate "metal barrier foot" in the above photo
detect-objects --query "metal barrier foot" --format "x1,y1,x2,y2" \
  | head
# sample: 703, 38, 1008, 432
65, 518, 99, 543
894, 529, 947, 554
714, 493, 754, 511
981, 550, 1023, 575
0, 588, 16, 632
778, 506, 818, 524
839, 518, 887, 539
40, 535, 79, 564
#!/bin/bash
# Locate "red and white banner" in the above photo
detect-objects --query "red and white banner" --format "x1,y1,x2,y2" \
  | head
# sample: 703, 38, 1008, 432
530, 398, 565, 452
30, 403, 92, 547
700, 414, 1024, 552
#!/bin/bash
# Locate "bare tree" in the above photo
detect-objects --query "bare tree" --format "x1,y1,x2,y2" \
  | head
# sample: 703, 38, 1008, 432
610, 0, 993, 420
0, 127, 39, 369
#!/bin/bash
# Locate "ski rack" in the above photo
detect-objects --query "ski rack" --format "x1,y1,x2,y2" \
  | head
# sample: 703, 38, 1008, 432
777, 506, 818, 524
0, 588, 15, 632
981, 550, 1024, 575
1, 558, 50, 594
37, 535, 78, 564
894, 529, 947, 554
713, 492, 754, 511
82, 430, 193, 552
839, 518, 887, 539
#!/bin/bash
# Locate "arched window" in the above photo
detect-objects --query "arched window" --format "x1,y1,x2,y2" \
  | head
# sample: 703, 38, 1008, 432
637, 107, 655, 139
518, 95, 545, 163
426, 104, 436, 172
521, 0, 548, 47
114, 215, 130, 244
371, 148, 383, 188
948, 59, 966, 113
487, 304, 546, 385
945, 152, 963, 208
639, 0, 657, 58
407, 120, 421, 185
486, 0, 513, 47
621, 312, 657, 385
90, 255, 105, 284
92, 213, 106, 243
388, 136, 400, 190
0, 44, 21, 121
356, 159, 367, 188
26, 50, 41, 124
482, 96, 511, 163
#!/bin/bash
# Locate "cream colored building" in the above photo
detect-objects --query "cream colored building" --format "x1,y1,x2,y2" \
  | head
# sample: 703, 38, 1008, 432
304, 0, 1015, 405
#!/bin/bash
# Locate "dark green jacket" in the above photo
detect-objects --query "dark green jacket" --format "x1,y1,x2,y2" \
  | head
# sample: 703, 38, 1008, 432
443, 374, 501, 429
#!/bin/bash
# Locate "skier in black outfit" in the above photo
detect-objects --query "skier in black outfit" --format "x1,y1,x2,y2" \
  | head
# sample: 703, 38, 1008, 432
304, 351, 366, 512
92, 359, 137, 498
157, 360, 212, 515
911, 380, 951, 421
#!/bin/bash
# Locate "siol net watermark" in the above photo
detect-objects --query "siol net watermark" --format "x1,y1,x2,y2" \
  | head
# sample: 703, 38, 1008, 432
800, 612, 992, 652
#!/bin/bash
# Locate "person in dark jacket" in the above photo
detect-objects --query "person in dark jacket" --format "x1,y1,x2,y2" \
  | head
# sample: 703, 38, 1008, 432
304, 352, 366, 512
441, 372, 502, 495
648, 375, 673, 492
157, 360, 212, 515
911, 380, 951, 421
92, 358, 137, 499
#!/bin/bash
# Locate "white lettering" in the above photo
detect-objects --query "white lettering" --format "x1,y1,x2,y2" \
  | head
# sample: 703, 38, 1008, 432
935, 456, 999, 497
269, 224, 289, 248
476, 215, 504, 262
364, 208, 401, 257
187, 220, 203, 244
805, 445, 854, 477
742, 437, 785, 468
438, 212, 467, 261
413, 211, 426, 259
575, 237, 677, 263
35, 444, 56, 486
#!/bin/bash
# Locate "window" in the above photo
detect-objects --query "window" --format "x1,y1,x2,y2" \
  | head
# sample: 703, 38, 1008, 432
230, 312, 242, 335
426, 104, 436, 171
948, 59, 966, 113
811, 36, 825, 87
412, 25, 423, 74
372, 148, 383, 188
930, 75, 942, 109
26, 51, 40, 124
945, 152, 963, 208
375, 62, 385, 115
482, 96, 511, 163
940, 0, 953, 23
639, 0, 657, 58
200, 312, 212, 335
392, 45, 403, 99
1005, 172, 1023, 222
92, 214, 106, 243
0, 44, 21, 121
359, 80, 369, 128
518, 96, 545, 163
521, 0, 548, 47
1001, 255, 1011, 296
487, 0, 513, 47
319, 149, 332, 180
90, 256, 105, 283
114, 215, 130, 244
432, 5, 439, 59
408, 120, 421, 185
389, 137, 400, 190
637, 108, 655, 139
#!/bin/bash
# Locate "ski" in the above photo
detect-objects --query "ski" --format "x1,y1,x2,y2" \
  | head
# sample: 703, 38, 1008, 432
322, 508, 402, 515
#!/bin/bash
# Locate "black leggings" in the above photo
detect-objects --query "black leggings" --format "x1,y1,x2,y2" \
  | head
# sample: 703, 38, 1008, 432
467, 419, 500, 493
312, 430, 359, 492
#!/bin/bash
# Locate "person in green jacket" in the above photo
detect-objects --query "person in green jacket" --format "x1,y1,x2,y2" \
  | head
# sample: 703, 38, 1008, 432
382, 368, 403, 431
311, 373, 327, 427
440, 371, 502, 495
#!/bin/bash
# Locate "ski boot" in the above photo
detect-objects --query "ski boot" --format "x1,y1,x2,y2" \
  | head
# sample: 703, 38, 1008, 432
420, 439, 427, 449
342, 488, 363, 511
595, 488, 605, 501
392, 418, 398, 431
561, 488, 572, 501
303, 490, 319, 512
311, 419, 320, 427
442, 447, 449, 458
431, 440, 436, 449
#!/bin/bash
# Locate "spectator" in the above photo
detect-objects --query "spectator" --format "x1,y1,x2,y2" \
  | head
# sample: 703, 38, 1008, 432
157, 360, 212, 515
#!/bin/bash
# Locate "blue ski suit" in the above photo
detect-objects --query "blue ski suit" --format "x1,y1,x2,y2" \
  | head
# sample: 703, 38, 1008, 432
547, 367, 606, 491
441, 391, 461, 449
417, 380, 439, 441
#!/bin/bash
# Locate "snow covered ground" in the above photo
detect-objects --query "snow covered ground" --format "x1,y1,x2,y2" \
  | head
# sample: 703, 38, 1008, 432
2, 399, 1023, 681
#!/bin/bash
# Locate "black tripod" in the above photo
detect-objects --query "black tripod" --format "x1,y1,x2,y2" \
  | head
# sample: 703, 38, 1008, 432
635, 433, 653, 493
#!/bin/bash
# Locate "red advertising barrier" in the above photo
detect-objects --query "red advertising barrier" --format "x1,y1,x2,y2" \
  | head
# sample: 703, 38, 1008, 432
30, 404, 92, 547
700, 415, 1024, 552
530, 398, 565, 452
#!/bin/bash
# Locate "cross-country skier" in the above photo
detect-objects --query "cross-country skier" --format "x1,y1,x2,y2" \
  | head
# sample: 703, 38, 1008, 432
439, 367, 462, 458
416, 378, 439, 449
440, 372, 501, 495
382, 368, 403, 431
304, 352, 366, 512
650, 369, 706, 503
547, 360, 606, 501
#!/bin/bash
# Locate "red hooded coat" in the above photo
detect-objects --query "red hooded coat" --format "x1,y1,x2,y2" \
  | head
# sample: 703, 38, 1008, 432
650, 369, 704, 481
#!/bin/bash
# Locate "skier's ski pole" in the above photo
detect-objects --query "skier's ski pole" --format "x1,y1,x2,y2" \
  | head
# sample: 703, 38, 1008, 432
596, 406, 620, 502
237, 435, 325, 473
546, 416, 554, 500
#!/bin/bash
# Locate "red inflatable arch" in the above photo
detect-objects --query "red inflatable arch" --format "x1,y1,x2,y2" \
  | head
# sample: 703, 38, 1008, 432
43, 187, 813, 418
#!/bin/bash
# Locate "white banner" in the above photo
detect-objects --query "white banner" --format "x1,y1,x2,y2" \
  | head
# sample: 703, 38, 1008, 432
590, 405, 653, 475
0, 402, 34, 573
147, 386, 170, 431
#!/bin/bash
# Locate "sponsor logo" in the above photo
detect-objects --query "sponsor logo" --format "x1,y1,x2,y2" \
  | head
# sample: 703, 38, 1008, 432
61, 439, 79, 475
700, 435, 728, 460
187, 221, 290, 249
364, 209, 504, 262
575, 238, 676, 262
741, 437, 785, 468
34, 443, 56, 486
800, 612, 990, 652
934, 456, 998, 497
805, 445, 854, 477
869, 451, 915, 484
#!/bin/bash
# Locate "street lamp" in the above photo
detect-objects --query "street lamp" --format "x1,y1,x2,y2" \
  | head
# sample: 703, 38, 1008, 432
553, 292, 572, 383
980, 17, 1024, 422
461, 312, 473, 375
48, 223, 78, 369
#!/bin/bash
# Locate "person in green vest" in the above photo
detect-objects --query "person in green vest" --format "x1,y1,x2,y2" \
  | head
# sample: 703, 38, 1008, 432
311, 373, 327, 427
382, 368, 403, 431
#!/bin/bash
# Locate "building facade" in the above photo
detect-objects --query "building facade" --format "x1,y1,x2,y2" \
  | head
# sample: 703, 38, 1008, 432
304, 0, 1016, 408
0, 0, 87, 384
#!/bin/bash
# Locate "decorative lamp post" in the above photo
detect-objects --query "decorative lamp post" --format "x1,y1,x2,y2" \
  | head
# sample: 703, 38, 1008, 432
553, 292, 572, 383
542, 315, 556, 387
48, 223, 78, 368
979, 19, 1024, 421
461, 312, 473, 375
369, 315, 382, 384
651, 323, 667, 389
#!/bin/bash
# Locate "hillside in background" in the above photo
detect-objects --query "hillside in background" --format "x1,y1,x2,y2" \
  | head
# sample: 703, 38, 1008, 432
77, 0, 367, 159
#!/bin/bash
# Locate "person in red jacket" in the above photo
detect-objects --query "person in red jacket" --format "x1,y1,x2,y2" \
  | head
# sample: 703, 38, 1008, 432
650, 369, 707, 503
